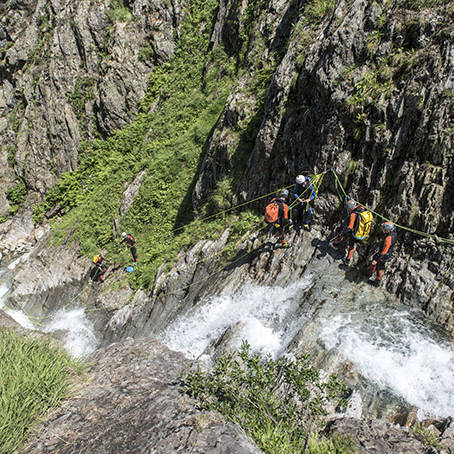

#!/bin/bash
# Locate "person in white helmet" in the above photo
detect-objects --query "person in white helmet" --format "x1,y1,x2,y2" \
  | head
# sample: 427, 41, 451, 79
292, 175, 316, 232
369, 222, 397, 286
120, 232, 138, 262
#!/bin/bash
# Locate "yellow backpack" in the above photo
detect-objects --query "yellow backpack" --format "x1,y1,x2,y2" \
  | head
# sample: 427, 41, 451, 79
353, 210, 373, 240
93, 254, 101, 264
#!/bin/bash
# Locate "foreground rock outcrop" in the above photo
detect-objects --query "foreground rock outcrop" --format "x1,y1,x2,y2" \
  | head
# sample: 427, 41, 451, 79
25, 337, 262, 454
325, 418, 430, 453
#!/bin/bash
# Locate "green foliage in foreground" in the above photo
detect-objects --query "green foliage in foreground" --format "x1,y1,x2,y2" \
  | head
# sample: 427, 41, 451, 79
0, 328, 84, 454
182, 342, 356, 454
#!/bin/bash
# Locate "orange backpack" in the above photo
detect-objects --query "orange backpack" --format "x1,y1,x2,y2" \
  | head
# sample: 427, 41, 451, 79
264, 198, 287, 224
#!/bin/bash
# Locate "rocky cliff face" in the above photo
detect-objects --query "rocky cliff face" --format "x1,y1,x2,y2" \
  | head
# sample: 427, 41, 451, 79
1, 0, 454, 451
193, 0, 454, 331
0, 0, 184, 207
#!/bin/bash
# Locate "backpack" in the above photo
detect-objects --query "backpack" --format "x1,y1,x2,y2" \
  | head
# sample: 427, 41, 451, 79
353, 209, 373, 240
264, 198, 287, 224
93, 254, 101, 264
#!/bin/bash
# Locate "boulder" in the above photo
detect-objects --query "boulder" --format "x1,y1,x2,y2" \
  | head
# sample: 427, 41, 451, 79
25, 337, 262, 454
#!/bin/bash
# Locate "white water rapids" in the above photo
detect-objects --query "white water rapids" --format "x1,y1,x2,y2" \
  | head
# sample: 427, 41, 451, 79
1, 260, 453, 419
161, 278, 454, 420
0, 272, 97, 358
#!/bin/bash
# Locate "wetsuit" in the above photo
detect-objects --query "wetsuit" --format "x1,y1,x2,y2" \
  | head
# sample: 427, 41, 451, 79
92, 256, 108, 282
121, 234, 138, 262
267, 197, 290, 245
371, 230, 397, 281
335, 206, 366, 261
292, 179, 316, 226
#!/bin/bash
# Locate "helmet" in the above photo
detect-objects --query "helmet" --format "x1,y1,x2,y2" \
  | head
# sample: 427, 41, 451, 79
122, 232, 127, 237
295, 175, 306, 185
279, 189, 289, 199
345, 199, 357, 212
382, 222, 395, 232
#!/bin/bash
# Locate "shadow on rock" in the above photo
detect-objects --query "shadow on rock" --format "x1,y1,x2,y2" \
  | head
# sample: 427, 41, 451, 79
311, 238, 343, 260
223, 240, 277, 272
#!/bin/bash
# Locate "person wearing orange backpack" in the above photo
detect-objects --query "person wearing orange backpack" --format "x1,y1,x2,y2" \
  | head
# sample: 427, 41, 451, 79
264, 189, 292, 248
369, 222, 397, 286
330, 198, 373, 265
121, 232, 138, 263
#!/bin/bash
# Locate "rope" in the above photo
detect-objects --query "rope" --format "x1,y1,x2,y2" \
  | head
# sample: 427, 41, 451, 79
330, 170, 454, 246
171, 184, 295, 235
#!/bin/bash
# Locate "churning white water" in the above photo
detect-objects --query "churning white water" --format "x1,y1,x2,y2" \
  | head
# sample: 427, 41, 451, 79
42, 308, 98, 358
0, 279, 97, 358
319, 307, 454, 419
161, 276, 454, 419
161, 277, 313, 360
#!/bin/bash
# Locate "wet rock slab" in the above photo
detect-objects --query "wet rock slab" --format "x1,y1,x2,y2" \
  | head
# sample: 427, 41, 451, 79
26, 337, 261, 454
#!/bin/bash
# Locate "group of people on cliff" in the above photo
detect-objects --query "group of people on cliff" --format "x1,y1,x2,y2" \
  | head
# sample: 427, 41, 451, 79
91, 174, 397, 287
264, 175, 397, 286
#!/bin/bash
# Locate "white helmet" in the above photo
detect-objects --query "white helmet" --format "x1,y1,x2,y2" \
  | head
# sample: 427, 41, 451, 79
122, 232, 127, 237
382, 222, 395, 232
296, 175, 306, 185
345, 199, 357, 211
279, 189, 289, 199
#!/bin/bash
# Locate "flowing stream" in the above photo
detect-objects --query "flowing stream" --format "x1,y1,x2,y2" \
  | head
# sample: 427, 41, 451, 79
161, 275, 454, 420
0, 266, 97, 358
1, 252, 453, 421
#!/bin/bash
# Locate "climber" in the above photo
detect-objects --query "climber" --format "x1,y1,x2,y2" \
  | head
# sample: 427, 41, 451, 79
330, 198, 373, 265
292, 174, 316, 232
91, 253, 109, 282
369, 221, 397, 286
264, 189, 292, 247
121, 232, 138, 263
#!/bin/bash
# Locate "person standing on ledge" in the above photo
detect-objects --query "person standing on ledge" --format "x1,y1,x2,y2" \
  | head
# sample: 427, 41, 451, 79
369, 221, 397, 286
292, 175, 316, 232
121, 232, 138, 263
264, 189, 292, 248
330, 198, 373, 265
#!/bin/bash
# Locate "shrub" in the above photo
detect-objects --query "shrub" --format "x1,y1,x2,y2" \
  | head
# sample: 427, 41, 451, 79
182, 341, 354, 454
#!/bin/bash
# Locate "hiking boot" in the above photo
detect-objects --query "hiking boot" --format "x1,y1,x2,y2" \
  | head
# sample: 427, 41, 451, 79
370, 279, 380, 287
342, 255, 351, 266
303, 223, 311, 232
280, 240, 291, 248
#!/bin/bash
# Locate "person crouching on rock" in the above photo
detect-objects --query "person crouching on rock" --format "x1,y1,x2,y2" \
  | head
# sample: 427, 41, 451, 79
121, 232, 138, 263
369, 221, 397, 286
91, 253, 109, 282
264, 189, 292, 248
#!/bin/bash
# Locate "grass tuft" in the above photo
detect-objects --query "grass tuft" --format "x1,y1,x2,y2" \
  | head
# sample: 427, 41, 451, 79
0, 329, 84, 454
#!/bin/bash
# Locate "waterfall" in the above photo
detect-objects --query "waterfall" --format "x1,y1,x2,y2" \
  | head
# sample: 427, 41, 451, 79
160, 277, 454, 420
0, 268, 97, 358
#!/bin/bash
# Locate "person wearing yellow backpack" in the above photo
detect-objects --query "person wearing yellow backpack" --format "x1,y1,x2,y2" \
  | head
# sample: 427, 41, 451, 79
91, 253, 109, 282
330, 198, 373, 265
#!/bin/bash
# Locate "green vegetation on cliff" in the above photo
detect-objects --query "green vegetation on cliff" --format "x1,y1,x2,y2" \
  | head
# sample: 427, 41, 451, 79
0, 329, 83, 454
183, 342, 356, 454
33, 0, 263, 290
